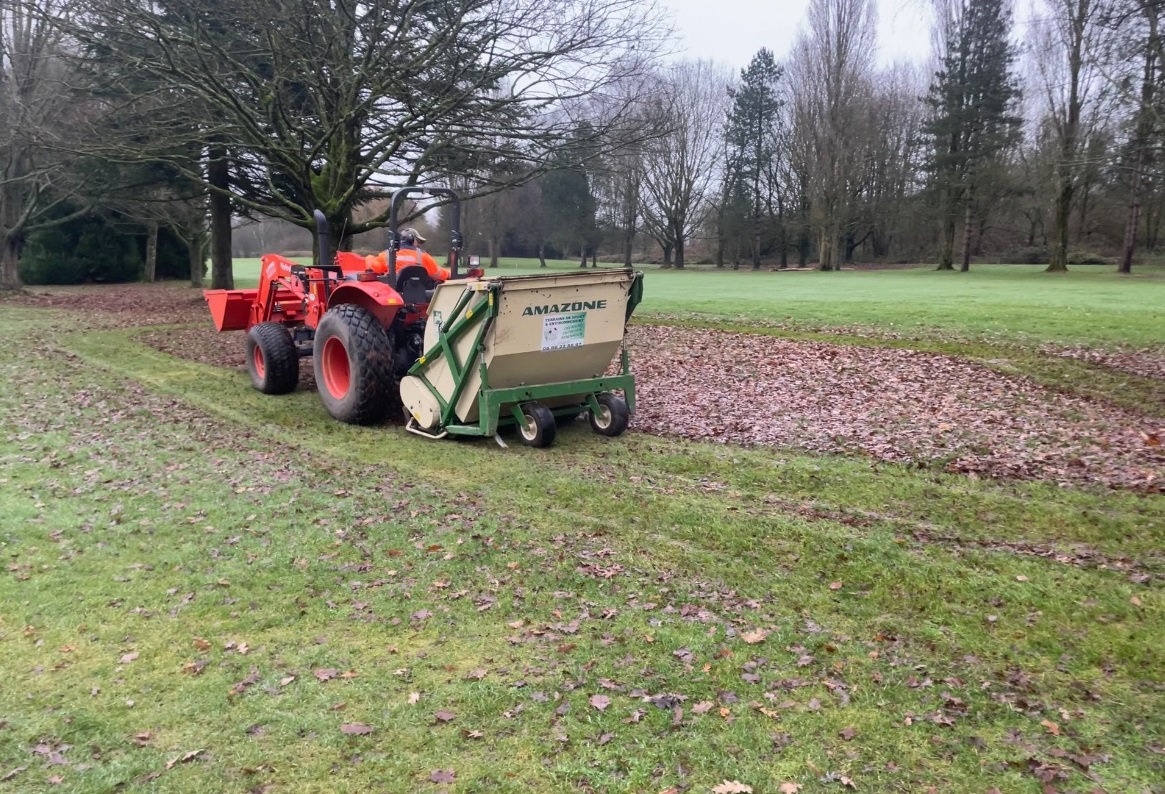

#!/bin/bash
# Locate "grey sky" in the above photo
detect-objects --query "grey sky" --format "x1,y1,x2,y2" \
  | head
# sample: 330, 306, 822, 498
657, 0, 934, 72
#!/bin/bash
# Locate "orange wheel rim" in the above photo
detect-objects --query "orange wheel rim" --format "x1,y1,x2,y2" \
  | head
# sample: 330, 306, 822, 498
321, 337, 350, 399
253, 345, 265, 379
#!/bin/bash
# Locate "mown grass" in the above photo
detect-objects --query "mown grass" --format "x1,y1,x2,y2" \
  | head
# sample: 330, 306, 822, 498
1, 304, 1163, 793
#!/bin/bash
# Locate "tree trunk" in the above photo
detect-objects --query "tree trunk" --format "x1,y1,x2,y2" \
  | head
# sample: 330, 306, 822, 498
674, 234, 685, 271
0, 234, 22, 291
578, 246, 587, 268
1047, 182, 1072, 272
591, 250, 597, 268
960, 187, 974, 273
208, 145, 234, 290
538, 243, 547, 268
488, 235, 499, 269
818, 228, 832, 272
143, 221, 159, 282
662, 243, 672, 269
716, 230, 725, 268
936, 208, 955, 270
188, 236, 206, 287
623, 229, 634, 267
1121, 174, 1144, 275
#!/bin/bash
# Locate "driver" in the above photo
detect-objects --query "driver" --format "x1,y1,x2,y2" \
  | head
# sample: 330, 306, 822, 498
365, 227, 450, 281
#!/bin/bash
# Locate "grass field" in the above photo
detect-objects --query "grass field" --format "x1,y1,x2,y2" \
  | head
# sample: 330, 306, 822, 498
1, 264, 1163, 792
234, 258, 1165, 348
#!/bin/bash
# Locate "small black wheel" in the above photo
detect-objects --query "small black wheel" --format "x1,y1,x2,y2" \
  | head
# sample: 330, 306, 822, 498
312, 304, 395, 425
589, 393, 630, 437
517, 402, 557, 448
246, 322, 299, 394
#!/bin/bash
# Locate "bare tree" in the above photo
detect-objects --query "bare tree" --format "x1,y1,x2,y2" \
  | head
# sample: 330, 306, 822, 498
640, 59, 733, 270
61, 0, 672, 272
1031, 0, 1108, 272
0, 0, 88, 290
789, 0, 878, 271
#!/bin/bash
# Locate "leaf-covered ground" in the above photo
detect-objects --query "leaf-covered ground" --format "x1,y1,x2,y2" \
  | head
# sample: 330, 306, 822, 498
43, 282, 1161, 493
627, 326, 1165, 492
2, 280, 1164, 793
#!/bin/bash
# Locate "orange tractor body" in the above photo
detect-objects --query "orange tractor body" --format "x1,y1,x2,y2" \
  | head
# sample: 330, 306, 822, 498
203, 188, 479, 425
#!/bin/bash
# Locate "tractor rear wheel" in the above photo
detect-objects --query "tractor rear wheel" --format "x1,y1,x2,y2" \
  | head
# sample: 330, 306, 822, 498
588, 392, 630, 437
246, 322, 299, 394
312, 304, 395, 425
517, 402, 557, 448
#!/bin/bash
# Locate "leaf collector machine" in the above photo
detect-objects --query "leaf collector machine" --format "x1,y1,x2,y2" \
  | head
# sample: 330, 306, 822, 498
204, 189, 644, 448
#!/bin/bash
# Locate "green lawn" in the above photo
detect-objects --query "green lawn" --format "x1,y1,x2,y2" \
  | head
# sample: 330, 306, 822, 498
2, 265, 1163, 792
233, 258, 1165, 349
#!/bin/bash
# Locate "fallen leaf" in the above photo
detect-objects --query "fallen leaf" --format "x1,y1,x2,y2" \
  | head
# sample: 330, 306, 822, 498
340, 723, 373, 735
840, 776, 856, 789
193, 638, 211, 651
589, 694, 610, 711
1015, 575, 1029, 582
741, 629, 768, 644
279, 676, 296, 686
429, 769, 456, 783
434, 710, 457, 723
165, 749, 204, 769
408, 692, 421, 704
829, 581, 843, 590
1131, 596, 1143, 607
779, 784, 803, 794
712, 781, 753, 794
1040, 719, 1061, 736
839, 726, 857, 741
598, 732, 614, 745
132, 731, 152, 746
462, 729, 483, 740
119, 651, 139, 664
692, 701, 714, 714
313, 668, 338, 682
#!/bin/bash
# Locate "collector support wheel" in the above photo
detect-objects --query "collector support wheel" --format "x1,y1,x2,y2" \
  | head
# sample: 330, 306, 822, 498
517, 402, 557, 448
589, 392, 630, 437
245, 322, 299, 394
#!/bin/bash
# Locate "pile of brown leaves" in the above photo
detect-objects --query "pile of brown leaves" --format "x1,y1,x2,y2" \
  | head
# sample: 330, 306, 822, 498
628, 326, 1165, 492
1042, 343, 1165, 382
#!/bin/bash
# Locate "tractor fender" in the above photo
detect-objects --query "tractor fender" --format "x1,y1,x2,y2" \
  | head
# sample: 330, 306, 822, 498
326, 282, 403, 328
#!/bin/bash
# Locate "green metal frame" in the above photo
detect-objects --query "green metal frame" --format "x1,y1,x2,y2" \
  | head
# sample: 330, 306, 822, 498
406, 271, 642, 439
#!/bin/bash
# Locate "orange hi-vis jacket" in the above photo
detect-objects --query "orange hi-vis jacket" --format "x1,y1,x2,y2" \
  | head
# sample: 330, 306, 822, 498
365, 247, 450, 281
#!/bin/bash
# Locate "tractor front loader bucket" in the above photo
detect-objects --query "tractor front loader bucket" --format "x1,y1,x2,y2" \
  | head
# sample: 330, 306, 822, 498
205, 289, 258, 332
399, 268, 643, 446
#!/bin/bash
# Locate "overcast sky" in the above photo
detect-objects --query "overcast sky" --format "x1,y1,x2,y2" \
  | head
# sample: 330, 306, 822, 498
657, 0, 935, 72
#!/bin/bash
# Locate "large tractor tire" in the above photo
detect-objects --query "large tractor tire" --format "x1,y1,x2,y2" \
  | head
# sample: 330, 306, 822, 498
312, 304, 395, 425
246, 322, 299, 395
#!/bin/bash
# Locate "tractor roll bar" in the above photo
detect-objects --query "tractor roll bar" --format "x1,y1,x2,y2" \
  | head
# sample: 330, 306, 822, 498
387, 188, 462, 281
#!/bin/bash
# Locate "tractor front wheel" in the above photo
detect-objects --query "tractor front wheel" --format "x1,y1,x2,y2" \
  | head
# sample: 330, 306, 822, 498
246, 322, 299, 394
312, 304, 395, 425
589, 392, 630, 437
517, 402, 557, 448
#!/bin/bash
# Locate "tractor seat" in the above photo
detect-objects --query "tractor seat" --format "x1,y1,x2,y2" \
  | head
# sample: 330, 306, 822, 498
397, 266, 436, 305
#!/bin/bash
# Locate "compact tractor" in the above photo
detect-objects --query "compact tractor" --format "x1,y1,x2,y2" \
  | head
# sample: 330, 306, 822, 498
204, 188, 643, 448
